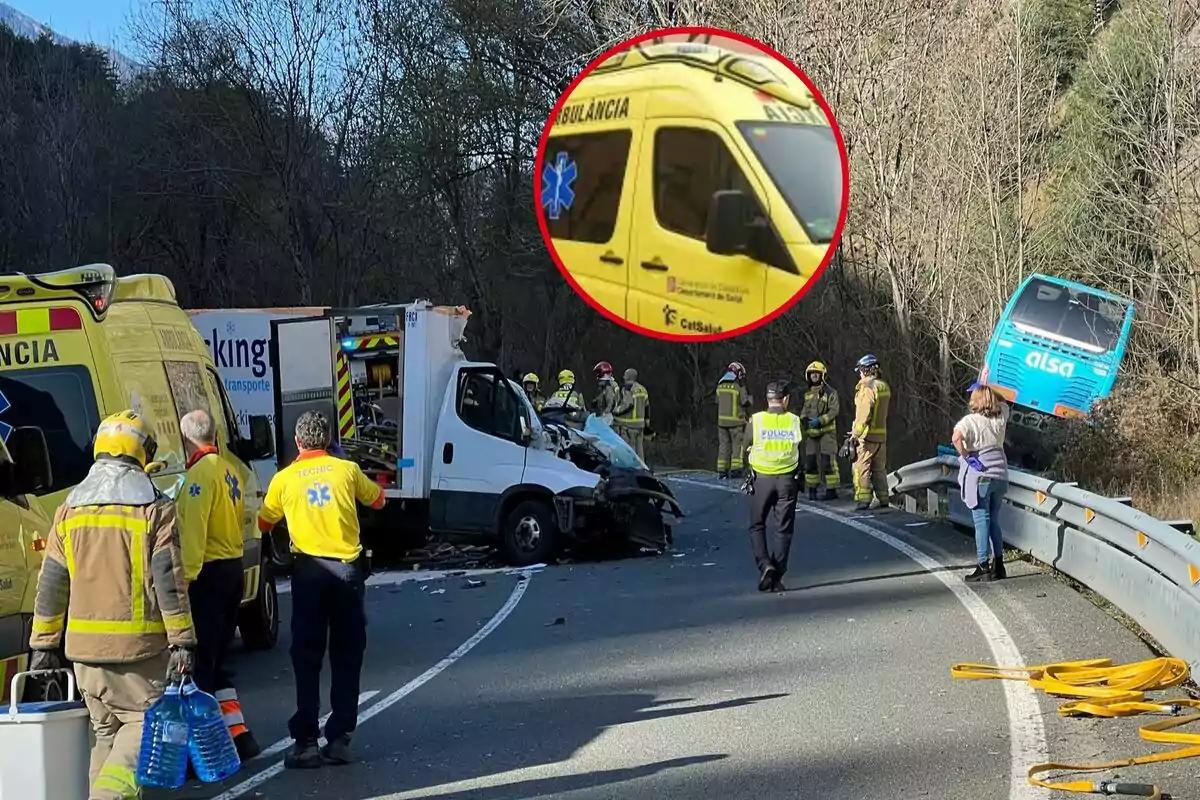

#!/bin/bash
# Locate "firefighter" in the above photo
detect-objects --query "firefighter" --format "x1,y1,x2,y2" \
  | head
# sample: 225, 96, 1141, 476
613, 367, 650, 461
716, 361, 751, 479
743, 381, 803, 593
521, 373, 546, 412
176, 409, 261, 761
592, 361, 619, 424
547, 369, 587, 411
258, 410, 386, 769
28, 410, 196, 800
850, 353, 892, 511
800, 361, 841, 501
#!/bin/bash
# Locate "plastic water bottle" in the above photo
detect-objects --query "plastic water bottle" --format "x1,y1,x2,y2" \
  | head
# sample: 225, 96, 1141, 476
136, 682, 190, 788
182, 679, 241, 782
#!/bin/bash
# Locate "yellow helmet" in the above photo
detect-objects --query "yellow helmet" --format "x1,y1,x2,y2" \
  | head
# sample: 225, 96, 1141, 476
93, 410, 158, 466
522, 372, 540, 386
558, 369, 575, 385
806, 361, 827, 376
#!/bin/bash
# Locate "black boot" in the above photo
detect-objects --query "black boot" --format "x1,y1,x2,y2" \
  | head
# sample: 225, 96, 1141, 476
824, 488, 838, 500
758, 564, 778, 592
808, 487, 818, 501
965, 562, 992, 582
992, 559, 1007, 580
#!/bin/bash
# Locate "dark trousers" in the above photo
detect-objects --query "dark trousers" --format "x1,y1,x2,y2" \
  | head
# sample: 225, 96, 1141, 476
288, 553, 367, 744
188, 558, 243, 694
748, 473, 799, 575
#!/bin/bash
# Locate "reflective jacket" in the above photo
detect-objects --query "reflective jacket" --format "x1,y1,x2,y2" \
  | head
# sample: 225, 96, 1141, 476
547, 385, 586, 410
853, 377, 891, 443
800, 384, 840, 438
593, 380, 619, 417
745, 410, 804, 475
177, 447, 246, 581
716, 380, 750, 428
30, 460, 196, 664
614, 382, 650, 430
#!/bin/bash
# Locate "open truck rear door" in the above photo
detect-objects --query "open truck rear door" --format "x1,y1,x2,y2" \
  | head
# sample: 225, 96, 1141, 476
269, 315, 336, 465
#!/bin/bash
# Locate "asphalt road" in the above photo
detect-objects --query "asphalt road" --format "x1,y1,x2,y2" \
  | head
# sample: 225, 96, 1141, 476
152, 473, 1196, 800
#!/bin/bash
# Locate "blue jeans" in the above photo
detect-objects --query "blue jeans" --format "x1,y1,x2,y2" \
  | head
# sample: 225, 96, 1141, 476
971, 478, 1007, 564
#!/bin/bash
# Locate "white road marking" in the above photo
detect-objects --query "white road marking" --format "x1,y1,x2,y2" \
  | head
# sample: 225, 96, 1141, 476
276, 564, 546, 595
667, 476, 1051, 800
215, 573, 532, 799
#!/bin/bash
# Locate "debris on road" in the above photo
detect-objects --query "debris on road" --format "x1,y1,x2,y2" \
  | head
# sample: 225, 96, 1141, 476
463, 579, 486, 589
547, 617, 566, 626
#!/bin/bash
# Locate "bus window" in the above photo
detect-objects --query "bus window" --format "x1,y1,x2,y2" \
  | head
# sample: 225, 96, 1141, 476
1009, 279, 1127, 353
0, 366, 101, 494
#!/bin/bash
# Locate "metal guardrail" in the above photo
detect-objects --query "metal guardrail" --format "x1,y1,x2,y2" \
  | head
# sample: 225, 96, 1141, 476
888, 455, 1200, 674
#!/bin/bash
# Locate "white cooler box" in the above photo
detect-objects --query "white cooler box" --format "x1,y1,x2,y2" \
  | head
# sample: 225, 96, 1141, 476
0, 669, 90, 800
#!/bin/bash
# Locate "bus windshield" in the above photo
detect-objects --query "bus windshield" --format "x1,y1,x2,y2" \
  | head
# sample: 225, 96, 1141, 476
1009, 278, 1129, 354
736, 121, 842, 245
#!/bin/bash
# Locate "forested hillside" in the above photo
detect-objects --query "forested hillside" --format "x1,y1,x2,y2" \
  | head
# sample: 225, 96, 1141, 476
0, 0, 1197, 513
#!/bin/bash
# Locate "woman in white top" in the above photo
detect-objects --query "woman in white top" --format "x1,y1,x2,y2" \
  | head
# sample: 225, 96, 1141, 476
952, 383, 1010, 582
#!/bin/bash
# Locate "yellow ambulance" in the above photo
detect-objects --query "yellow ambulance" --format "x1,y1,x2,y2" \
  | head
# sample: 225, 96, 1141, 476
0, 427, 53, 703
0, 264, 280, 657
540, 40, 846, 336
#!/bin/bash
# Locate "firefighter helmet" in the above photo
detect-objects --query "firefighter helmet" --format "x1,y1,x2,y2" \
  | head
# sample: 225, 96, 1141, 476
727, 361, 746, 379
593, 361, 613, 378
558, 369, 575, 385
623, 368, 638, 382
93, 410, 158, 466
522, 373, 540, 387
855, 354, 879, 371
806, 361, 827, 375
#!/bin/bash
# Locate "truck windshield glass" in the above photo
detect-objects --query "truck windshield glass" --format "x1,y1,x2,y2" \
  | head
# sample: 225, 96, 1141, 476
0, 365, 101, 494
1009, 279, 1127, 353
736, 121, 842, 244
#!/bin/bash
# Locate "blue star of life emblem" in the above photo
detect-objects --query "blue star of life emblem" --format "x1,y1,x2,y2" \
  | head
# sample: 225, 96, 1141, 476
224, 471, 241, 502
307, 483, 332, 508
188, 484, 201, 497
541, 152, 577, 221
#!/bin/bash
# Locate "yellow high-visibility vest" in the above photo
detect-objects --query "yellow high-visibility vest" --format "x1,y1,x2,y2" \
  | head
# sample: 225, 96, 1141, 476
747, 410, 803, 475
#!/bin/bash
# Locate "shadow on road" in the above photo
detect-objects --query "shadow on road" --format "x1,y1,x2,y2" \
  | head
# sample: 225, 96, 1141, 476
404, 754, 729, 800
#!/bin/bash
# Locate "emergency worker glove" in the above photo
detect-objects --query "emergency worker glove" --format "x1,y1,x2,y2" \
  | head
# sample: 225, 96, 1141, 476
29, 649, 64, 673
807, 418, 821, 429
167, 646, 194, 681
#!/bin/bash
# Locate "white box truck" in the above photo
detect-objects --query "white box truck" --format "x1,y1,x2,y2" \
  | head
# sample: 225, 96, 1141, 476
270, 301, 683, 566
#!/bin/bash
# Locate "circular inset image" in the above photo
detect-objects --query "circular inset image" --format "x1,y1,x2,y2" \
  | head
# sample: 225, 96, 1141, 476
535, 27, 850, 342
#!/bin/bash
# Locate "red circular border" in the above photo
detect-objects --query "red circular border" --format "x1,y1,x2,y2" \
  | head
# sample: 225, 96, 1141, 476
533, 25, 851, 344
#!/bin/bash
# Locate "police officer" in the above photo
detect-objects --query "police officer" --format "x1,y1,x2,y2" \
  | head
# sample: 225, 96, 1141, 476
851, 354, 892, 511
29, 411, 195, 800
743, 381, 804, 593
176, 409, 261, 760
258, 411, 386, 769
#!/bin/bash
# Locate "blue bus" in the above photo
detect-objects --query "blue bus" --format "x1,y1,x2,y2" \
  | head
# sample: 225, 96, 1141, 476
981, 274, 1135, 457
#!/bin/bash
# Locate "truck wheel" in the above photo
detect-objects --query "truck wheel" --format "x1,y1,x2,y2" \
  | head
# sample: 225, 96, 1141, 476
500, 500, 559, 567
238, 559, 279, 651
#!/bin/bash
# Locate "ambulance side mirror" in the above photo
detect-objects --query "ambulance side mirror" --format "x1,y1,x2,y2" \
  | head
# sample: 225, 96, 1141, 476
1, 426, 53, 495
705, 190, 753, 256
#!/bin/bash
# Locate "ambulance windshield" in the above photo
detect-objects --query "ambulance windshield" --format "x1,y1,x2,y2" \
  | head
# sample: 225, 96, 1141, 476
736, 121, 843, 244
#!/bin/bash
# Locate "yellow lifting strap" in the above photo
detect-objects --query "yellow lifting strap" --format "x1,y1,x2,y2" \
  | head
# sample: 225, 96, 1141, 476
951, 657, 1199, 798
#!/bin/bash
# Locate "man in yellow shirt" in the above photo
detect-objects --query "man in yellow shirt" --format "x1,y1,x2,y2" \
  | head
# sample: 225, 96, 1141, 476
176, 409, 261, 761
258, 410, 385, 769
